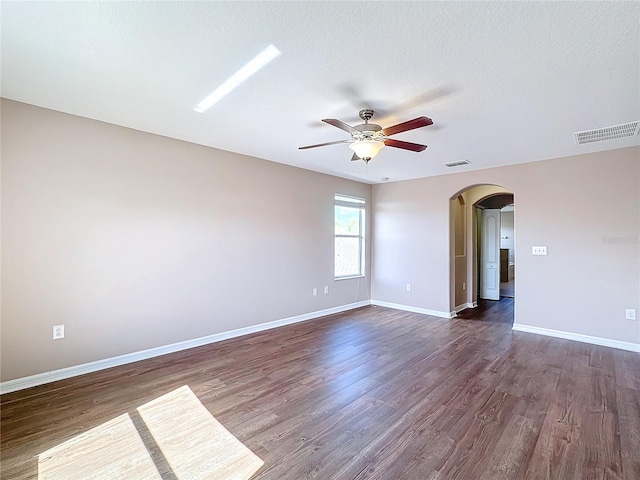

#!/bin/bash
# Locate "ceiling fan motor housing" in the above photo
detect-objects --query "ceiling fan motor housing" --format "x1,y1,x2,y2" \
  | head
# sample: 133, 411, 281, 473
353, 109, 383, 140
355, 123, 382, 132
354, 119, 383, 141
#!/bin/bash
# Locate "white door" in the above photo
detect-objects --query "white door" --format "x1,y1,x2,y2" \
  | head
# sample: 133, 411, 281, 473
481, 208, 501, 300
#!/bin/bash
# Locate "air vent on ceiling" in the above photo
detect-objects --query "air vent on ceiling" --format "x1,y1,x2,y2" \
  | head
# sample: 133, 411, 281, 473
444, 159, 471, 168
574, 121, 640, 145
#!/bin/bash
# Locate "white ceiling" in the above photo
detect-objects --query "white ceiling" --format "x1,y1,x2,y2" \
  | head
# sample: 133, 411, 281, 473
2, 1, 639, 184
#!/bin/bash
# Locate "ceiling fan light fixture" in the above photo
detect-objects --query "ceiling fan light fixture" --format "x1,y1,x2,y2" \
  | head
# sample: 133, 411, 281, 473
349, 140, 385, 161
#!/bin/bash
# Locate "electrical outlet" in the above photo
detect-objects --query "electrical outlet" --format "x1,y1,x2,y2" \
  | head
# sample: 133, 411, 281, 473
462, 282, 466, 290
53, 325, 64, 340
626, 309, 636, 320
532, 246, 547, 255
324, 286, 329, 294
406, 283, 412, 292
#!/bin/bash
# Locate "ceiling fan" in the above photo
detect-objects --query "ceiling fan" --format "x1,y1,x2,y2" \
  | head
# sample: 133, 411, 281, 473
299, 109, 433, 163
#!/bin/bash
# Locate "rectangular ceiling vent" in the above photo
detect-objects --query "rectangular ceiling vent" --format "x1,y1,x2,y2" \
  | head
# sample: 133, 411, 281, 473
444, 159, 471, 168
574, 121, 640, 145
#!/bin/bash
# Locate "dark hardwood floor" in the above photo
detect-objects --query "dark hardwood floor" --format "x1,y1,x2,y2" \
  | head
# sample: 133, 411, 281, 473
456, 297, 514, 323
2, 303, 639, 479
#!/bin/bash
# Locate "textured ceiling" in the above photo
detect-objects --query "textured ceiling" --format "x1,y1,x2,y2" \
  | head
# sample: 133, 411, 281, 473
2, 1, 639, 184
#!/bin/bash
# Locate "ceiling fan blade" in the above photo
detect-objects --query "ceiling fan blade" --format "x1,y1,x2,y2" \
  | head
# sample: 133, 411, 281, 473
384, 138, 428, 152
381, 117, 433, 136
322, 118, 358, 134
299, 140, 350, 150
351, 152, 360, 161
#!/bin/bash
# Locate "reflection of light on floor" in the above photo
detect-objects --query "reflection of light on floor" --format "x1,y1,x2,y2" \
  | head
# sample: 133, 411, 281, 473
324, 322, 375, 392
38, 385, 264, 480
325, 322, 367, 361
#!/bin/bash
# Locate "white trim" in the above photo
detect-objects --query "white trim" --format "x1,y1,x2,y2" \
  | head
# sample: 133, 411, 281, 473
0, 301, 371, 394
453, 302, 477, 315
512, 324, 640, 353
335, 275, 365, 281
371, 300, 453, 319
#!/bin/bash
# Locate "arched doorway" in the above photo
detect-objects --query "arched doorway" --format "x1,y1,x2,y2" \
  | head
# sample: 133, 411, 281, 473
449, 184, 515, 319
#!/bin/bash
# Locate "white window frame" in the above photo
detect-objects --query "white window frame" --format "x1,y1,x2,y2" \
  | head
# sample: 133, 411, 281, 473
334, 194, 365, 279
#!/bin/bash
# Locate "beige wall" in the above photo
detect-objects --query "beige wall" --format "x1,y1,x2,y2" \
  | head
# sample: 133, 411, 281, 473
373, 147, 640, 345
1, 100, 372, 381
3, 98, 639, 383
501, 210, 515, 264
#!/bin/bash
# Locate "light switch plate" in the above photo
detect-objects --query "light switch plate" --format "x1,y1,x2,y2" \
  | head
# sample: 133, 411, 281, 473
532, 246, 547, 255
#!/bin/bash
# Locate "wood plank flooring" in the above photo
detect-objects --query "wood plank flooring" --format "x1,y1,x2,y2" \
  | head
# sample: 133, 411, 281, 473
2, 301, 639, 479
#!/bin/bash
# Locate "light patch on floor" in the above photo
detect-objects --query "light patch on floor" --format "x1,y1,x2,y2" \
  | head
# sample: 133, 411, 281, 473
38, 413, 162, 479
38, 385, 264, 480
137, 385, 264, 479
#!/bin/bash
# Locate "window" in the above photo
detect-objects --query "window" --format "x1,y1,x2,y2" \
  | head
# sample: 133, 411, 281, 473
335, 194, 365, 278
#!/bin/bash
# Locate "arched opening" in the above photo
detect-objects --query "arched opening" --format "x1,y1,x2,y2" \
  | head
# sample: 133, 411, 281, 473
449, 184, 515, 321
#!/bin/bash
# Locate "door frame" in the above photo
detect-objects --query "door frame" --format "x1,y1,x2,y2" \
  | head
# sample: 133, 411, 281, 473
449, 185, 515, 315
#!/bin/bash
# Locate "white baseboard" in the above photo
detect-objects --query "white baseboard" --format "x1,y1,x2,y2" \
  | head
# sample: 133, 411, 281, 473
454, 304, 466, 314
512, 324, 640, 353
371, 300, 453, 319
0, 300, 371, 394
453, 302, 477, 315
